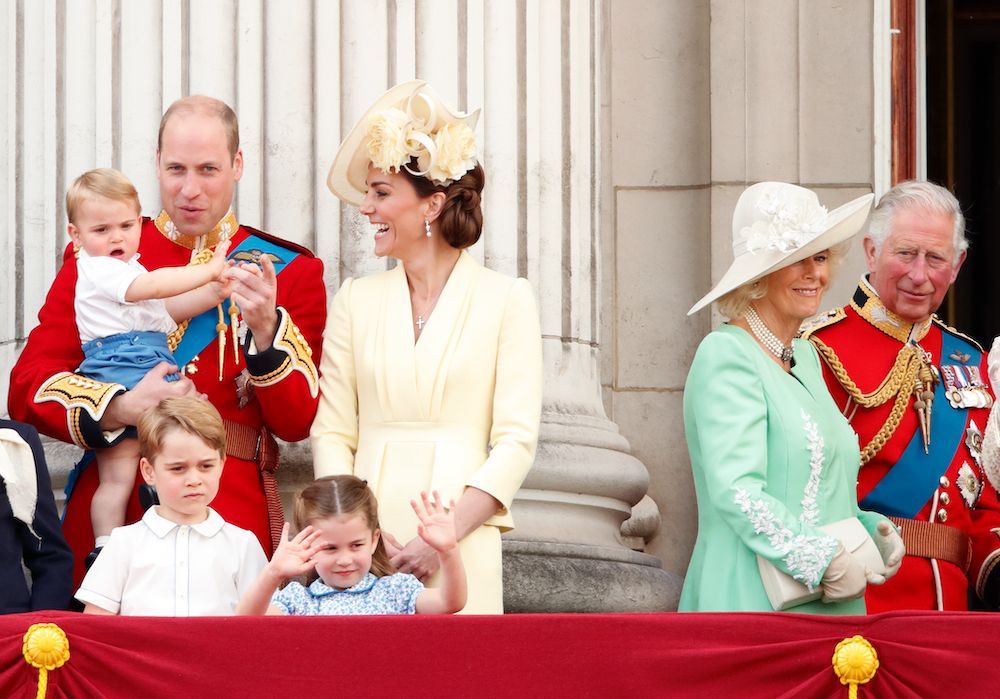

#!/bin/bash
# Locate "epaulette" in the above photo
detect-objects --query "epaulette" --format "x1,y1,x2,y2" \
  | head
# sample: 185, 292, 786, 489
241, 225, 317, 258
798, 307, 846, 340
931, 315, 984, 352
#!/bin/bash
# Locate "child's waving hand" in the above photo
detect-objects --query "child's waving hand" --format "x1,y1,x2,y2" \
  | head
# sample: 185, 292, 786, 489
411, 491, 458, 554
235, 522, 324, 616
411, 491, 467, 614
269, 522, 325, 579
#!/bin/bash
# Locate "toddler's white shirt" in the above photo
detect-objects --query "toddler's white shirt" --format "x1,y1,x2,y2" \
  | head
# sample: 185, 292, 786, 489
75, 250, 177, 343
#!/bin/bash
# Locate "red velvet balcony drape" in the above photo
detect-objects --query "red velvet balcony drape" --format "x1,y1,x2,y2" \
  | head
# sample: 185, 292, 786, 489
1, 610, 996, 698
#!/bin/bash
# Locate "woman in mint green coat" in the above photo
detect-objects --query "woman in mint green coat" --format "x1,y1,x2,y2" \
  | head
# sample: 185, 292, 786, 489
680, 182, 903, 613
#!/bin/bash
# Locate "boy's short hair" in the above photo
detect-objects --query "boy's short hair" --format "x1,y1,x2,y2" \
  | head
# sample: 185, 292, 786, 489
66, 168, 141, 224
137, 397, 227, 462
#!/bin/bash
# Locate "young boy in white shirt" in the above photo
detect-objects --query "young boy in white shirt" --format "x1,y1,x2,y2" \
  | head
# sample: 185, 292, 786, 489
76, 397, 266, 615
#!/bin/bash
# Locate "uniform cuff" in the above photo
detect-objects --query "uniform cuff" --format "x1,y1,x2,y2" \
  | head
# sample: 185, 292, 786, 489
244, 306, 318, 397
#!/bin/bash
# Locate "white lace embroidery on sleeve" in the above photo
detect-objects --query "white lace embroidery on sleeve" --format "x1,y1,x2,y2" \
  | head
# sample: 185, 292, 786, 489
734, 488, 838, 591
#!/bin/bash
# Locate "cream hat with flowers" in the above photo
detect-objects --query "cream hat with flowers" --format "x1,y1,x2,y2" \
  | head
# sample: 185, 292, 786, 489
327, 80, 481, 206
688, 182, 874, 315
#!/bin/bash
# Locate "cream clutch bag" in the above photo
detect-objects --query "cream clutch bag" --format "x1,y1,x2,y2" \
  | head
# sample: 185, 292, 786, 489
756, 517, 884, 611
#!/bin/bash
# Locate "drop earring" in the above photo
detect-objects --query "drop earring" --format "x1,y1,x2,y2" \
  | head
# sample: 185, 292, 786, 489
424, 219, 432, 238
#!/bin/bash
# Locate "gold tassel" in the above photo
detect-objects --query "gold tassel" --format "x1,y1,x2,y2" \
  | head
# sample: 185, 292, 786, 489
229, 301, 240, 363
216, 304, 227, 381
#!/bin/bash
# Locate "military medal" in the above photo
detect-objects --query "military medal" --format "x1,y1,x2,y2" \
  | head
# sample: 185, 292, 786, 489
941, 364, 993, 409
957, 461, 983, 508
966, 419, 983, 467
235, 369, 255, 409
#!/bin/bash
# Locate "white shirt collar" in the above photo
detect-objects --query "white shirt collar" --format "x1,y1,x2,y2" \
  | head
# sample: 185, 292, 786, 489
142, 506, 226, 538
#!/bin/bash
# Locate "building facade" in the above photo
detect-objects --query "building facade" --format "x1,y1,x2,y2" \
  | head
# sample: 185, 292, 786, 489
1, 1, 887, 610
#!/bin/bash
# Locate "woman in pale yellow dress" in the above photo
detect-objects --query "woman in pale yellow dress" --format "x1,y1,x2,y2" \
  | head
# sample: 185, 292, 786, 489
311, 81, 543, 613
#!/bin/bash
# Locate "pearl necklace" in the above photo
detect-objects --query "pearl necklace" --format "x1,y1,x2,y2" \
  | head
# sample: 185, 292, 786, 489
745, 306, 795, 363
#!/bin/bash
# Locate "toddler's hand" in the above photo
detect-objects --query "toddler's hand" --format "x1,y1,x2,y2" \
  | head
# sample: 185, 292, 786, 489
208, 239, 233, 278
411, 491, 458, 554
268, 522, 324, 579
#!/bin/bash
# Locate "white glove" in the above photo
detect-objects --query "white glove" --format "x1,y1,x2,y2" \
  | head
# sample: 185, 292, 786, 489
865, 520, 905, 585
820, 543, 868, 603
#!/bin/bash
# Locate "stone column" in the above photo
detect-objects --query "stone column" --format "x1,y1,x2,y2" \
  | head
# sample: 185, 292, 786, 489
492, 0, 678, 612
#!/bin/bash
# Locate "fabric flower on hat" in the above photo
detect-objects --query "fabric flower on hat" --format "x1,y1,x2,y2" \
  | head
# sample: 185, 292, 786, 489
741, 190, 829, 255
419, 121, 478, 184
365, 108, 413, 174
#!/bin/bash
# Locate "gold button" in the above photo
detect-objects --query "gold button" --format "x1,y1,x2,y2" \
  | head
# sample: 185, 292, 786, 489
940, 476, 950, 488
937, 509, 948, 523
940, 492, 950, 505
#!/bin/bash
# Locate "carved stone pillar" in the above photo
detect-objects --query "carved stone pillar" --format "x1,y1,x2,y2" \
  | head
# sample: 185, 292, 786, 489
493, 0, 679, 612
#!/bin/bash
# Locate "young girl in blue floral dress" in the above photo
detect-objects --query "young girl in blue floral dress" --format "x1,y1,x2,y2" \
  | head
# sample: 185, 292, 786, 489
237, 476, 467, 615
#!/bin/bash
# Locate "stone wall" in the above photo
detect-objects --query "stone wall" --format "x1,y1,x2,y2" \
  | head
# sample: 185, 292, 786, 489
603, 0, 878, 582
2, 1, 881, 609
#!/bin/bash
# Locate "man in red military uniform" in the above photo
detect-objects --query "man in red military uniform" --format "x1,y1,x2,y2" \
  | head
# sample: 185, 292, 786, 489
805, 180, 1000, 611
8, 96, 325, 585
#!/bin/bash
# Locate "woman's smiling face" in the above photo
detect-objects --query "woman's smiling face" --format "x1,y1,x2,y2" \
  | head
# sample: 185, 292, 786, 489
358, 164, 430, 259
759, 251, 831, 323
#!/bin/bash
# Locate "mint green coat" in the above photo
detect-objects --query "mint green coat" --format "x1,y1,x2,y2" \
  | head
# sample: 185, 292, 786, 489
679, 324, 886, 613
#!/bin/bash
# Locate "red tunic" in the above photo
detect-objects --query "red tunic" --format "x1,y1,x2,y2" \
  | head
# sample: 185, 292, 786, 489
806, 282, 1000, 611
8, 217, 326, 586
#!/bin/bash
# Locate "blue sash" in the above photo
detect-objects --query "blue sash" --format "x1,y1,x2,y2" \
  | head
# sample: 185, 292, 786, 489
172, 233, 300, 367
859, 331, 978, 518
64, 232, 300, 504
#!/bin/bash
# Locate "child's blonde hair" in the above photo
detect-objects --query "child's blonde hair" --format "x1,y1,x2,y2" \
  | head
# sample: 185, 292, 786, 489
66, 168, 141, 224
137, 397, 227, 463
294, 476, 395, 583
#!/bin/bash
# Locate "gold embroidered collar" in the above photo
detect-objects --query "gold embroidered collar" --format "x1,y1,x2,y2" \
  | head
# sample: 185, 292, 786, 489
850, 276, 932, 344
154, 209, 239, 251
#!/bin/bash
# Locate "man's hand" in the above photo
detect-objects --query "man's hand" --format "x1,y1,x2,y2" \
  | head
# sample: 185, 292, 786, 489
227, 256, 279, 349
101, 362, 202, 430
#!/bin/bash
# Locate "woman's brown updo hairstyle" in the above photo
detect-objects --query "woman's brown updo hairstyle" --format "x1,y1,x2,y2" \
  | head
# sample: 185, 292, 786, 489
403, 159, 485, 249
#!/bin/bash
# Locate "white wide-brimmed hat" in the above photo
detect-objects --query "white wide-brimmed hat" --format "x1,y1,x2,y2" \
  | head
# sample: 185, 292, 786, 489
327, 80, 481, 206
687, 182, 874, 315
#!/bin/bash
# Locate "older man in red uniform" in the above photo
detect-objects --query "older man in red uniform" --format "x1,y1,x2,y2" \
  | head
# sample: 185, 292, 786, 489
8, 96, 325, 585
805, 180, 1000, 611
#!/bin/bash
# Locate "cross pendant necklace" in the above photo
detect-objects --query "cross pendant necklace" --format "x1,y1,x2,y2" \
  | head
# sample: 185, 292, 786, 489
416, 315, 426, 331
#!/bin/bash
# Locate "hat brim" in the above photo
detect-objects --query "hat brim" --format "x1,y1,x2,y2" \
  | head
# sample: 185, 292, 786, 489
687, 192, 875, 315
327, 81, 429, 206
